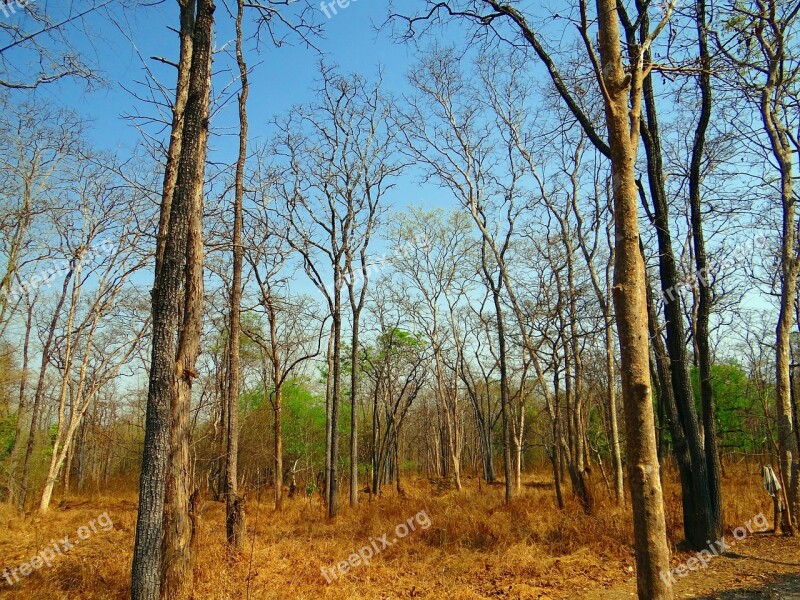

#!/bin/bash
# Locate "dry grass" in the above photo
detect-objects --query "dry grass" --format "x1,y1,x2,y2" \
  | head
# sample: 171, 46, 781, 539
0, 463, 777, 599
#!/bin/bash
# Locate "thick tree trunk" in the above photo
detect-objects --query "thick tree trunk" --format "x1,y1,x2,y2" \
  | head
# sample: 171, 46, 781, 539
131, 2, 194, 596
132, 2, 214, 598
640, 63, 715, 550
161, 0, 213, 592
596, 0, 672, 594
775, 197, 799, 532
761, 35, 800, 533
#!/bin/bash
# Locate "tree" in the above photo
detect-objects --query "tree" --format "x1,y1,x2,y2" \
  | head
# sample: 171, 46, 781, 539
361, 291, 427, 496
389, 208, 477, 492
717, 0, 800, 532
273, 66, 400, 515
687, 0, 723, 540
224, 0, 250, 551
131, 0, 215, 598
38, 163, 149, 514
392, 0, 674, 594
0, 103, 88, 506
0, 0, 111, 90
244, 176, 327, 511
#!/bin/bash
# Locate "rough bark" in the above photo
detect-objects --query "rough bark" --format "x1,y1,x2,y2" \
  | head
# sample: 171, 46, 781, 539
132, 1, 214, 598
161, 0, 212, 588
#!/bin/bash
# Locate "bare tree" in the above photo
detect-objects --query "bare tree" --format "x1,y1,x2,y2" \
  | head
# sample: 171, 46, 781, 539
132, 0, 215, 598
244, 171, 326, 510
391, 0, 676, 593
0, 0, 112, 90
38, 163, 150, 513
389, 208, 477, 492
223, 0, 250, 551
716, 0, 800, 532
273, 66, 400, 515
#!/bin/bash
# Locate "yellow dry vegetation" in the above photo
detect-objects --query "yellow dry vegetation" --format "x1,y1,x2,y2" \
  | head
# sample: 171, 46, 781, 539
0, 464, 775, 599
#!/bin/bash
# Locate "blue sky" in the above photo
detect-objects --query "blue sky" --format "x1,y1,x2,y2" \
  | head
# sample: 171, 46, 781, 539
0, 0, 777, 361
33, 0, 468, 302
36, 1, 430, 166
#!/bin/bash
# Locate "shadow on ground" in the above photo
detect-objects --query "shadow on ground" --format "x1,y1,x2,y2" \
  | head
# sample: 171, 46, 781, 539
692, 573, 800, 599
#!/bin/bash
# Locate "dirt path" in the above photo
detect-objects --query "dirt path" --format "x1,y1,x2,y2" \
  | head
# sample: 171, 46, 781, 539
584, 534, 800, 599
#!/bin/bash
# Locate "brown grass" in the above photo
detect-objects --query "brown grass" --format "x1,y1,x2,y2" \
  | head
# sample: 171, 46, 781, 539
0, 463, 776, 599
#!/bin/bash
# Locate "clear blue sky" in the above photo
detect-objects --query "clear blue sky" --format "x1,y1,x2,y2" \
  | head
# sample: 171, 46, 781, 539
35, 0, 443, 203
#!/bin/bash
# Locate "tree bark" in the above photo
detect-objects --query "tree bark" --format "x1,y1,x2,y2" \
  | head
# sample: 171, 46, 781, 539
638, 35, 715, 551
132, 1, 214, 598
225, 0, 248, 550
688, 0, 723, 542
595, 0, 673, 593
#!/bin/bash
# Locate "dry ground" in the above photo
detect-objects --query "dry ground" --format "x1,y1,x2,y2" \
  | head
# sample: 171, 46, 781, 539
0, 465, 797, 599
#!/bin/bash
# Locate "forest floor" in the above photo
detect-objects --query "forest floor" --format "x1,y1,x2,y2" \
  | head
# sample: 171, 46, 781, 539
0, 465, 798, 599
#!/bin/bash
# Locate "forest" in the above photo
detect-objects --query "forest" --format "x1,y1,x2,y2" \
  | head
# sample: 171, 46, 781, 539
0, 0, 799, 598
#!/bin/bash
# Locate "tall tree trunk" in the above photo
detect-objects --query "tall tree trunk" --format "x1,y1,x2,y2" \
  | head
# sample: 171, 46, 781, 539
161, 0, 213, 594
595, 0, 673, 593
225, 0, 248, 550
493, 291, 513, 503
688, 0, 723, 542
642, 62, 717, 550
131, 1, 194, 595
640, 55, 714, 549
328, 308, 342, 517
762, 22, 800, 534
132, 1, 214, 598
324, 325, 334, 509
349, 317, 360, 507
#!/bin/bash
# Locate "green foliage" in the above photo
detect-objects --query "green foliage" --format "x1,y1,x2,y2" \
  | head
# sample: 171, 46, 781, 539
0, 413, 16, 460
242, 378, 334, 460
361, 327, 427, 368
282, 379, 330, 462
691, 362, 764, 452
